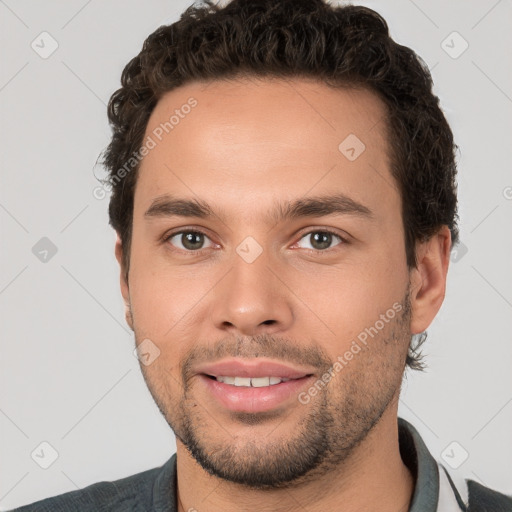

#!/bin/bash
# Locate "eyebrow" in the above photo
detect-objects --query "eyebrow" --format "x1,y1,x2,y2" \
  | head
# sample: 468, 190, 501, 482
144, 192, 374, 224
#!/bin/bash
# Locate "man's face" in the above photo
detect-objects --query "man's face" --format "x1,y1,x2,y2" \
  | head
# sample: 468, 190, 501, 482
119, 78, 414, 488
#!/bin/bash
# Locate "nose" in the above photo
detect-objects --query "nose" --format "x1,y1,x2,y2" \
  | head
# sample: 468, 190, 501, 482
209, 248, 295, 337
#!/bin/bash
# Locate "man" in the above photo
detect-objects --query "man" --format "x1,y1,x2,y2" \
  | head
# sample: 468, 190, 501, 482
12, 0, 511, 510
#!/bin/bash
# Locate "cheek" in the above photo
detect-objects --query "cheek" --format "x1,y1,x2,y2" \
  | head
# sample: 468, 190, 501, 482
298, 253, 408, 355
131, 274, 191, 337
128, 248, 219, 345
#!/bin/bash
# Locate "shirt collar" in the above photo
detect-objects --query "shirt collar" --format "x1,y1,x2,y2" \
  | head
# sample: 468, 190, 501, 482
398, 417, 440, 511
152, 450, 178, 512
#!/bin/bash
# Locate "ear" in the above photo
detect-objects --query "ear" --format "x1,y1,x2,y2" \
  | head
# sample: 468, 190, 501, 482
114, 233, 133, 331
409, 226, 451, 335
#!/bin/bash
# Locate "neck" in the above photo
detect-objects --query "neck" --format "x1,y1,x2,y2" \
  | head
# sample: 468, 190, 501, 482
175, 407, 414, 512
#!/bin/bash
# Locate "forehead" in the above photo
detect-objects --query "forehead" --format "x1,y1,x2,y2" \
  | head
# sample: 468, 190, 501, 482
134, 77, 397, 224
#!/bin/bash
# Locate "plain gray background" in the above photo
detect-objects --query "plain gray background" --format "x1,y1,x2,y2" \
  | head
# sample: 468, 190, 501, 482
1, 0, 511, 509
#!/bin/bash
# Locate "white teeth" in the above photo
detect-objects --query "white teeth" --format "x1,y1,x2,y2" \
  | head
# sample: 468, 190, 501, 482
234, 376, 251, 387
251, 377, 270, 387
215, 376, 292, 386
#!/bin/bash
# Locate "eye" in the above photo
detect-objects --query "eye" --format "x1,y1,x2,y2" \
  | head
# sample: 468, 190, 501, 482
164, 230, 215, 252
295, 229, 346, 252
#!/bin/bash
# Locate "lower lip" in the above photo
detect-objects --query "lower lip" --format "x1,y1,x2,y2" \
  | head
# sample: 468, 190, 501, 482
198, 374, 314, 413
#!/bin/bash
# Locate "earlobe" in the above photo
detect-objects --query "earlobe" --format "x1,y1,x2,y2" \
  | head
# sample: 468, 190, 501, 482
409, 226, 451, 335
125, 302, 134, 331
114, 233, 133, 330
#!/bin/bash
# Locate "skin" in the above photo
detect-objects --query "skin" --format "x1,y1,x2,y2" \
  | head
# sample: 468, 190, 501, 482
115, 77, 451, 512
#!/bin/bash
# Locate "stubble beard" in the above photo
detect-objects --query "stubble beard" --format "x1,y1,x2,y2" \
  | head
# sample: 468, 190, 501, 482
138, 293, 411, 489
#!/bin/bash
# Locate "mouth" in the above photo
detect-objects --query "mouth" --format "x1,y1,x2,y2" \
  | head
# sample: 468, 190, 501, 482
194, 359, 316, 413
204, 375, 297, 387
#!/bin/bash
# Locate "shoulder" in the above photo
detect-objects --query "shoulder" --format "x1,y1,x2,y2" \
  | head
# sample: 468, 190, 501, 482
398, 418, 511, 512
9, 458, 173, 512
442, 465, 512, 511
466, 479, 512, 511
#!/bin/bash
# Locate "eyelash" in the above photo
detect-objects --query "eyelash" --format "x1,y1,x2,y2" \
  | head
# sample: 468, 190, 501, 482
162, 228, 349, 256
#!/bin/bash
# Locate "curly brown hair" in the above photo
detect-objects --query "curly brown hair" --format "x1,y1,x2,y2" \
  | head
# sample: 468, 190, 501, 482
99, 0, 459, 370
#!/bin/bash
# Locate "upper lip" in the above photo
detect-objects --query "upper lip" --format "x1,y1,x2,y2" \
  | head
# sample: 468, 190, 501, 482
195, 358, 315, 379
